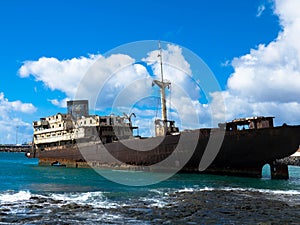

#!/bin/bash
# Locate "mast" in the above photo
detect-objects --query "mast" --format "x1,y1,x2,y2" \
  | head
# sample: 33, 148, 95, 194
153, 41, 170, 122
152, 41, 178, 136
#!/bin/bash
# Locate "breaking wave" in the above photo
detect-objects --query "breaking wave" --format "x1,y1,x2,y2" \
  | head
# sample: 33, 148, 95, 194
0, 190, 31, 202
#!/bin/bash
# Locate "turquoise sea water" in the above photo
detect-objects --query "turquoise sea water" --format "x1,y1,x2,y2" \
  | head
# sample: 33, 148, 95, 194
1, 152, 300, 224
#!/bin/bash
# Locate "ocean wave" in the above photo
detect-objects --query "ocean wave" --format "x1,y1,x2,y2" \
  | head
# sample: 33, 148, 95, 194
171, 186, 300, 195
49, 191, 120, 209
176, 186, 214, 193
209, 186, 300, 197
0, 190, 32, 202
1, 186, 300, 210
0, 190, 132, 224
49, 191, 105, 202
0, 190, 122, 209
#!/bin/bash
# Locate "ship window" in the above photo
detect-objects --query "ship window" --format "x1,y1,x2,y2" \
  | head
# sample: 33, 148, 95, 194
84, 121, 86, 125
237, 125, 249, 130
90, 119, 92, 124
59, 124, 61, 127
52, 125, 54, 128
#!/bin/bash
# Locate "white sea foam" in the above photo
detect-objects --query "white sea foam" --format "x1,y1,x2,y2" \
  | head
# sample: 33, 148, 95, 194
149, 189, 165, 195
177, 187, 194, 193
219, 187, 300, 196
176, 186, 214, 193
0, 190, 31, 202
49, 191, 120, 209
50, 191, 104, 202
172, 186, 300, 199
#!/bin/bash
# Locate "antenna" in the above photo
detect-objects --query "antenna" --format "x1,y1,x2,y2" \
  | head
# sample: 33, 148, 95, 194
158, 41, 164, 83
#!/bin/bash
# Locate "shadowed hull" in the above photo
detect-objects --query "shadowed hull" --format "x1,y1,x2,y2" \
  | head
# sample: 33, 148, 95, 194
30, 125, 300, 178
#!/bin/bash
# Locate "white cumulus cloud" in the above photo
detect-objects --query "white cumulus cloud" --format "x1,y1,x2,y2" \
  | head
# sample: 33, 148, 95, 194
0, 92, 36, 116
19, 53, 144, 109
48, 98, 71, 108
0, 92, 36, 143
19, 55, 101, 98
212, 0, 300, 125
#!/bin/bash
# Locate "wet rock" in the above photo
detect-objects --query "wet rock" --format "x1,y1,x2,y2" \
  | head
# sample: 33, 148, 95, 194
27, 204, 44, 209
116, 190, 300, 224
0, 208, 10, 212
49, 199, 63, 204
1, 189, 300, 224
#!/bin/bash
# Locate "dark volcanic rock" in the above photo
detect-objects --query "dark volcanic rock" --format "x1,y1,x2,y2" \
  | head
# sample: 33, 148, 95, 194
113, 190, 300, 224
1, 190, 300, 224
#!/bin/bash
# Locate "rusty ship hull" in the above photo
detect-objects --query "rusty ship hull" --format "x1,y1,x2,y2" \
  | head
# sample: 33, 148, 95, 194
29, 124, 300, 179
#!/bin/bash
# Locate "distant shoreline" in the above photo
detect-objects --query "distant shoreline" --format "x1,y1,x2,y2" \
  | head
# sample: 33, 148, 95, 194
0, 145, 31, 153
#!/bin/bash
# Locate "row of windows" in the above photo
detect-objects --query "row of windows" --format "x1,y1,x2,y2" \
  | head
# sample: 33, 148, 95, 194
78, 119, 97, 125
38, 130, 79, 139
51, 123, 62, 128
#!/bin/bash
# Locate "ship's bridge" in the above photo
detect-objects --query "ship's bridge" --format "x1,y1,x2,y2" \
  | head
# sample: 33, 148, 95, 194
220, 116, 275, 131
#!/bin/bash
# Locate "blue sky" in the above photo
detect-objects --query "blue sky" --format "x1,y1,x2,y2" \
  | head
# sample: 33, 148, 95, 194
1, 0, 300, 144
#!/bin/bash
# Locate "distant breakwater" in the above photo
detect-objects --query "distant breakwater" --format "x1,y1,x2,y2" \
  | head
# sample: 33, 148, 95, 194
0, 145, 31, 153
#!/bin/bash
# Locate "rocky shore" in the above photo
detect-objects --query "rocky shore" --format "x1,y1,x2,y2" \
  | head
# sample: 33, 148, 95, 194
122, 189, 300, 224
1, 189, 300, 224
